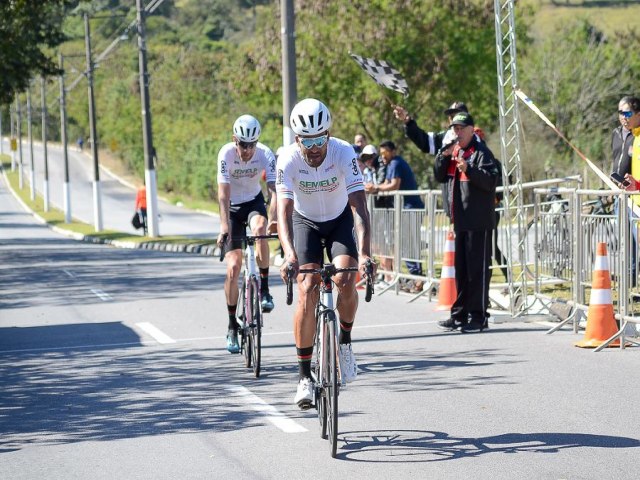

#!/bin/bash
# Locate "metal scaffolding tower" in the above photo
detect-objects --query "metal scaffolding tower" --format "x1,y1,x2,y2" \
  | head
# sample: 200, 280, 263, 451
494, 0, 528, 315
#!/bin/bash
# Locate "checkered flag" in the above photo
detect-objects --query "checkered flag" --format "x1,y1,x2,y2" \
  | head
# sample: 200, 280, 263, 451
350, 54, 409, 97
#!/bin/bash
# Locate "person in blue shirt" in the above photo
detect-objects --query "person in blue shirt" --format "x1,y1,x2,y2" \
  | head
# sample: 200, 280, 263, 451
365, 140, 425, 291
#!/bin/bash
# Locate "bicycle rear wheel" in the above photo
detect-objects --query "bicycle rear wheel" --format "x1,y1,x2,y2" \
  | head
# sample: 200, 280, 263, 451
243, 278, 253, 369
325, 310, 339, 458
250, 277, 262, 378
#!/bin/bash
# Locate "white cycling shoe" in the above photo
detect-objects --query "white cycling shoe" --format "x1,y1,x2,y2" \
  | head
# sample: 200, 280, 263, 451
294, 377, 313, 409
339, 343, 358, 383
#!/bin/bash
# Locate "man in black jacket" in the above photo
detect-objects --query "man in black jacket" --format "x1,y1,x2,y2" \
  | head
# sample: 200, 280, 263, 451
612, 96, 634, 178
433, 112, 499, 333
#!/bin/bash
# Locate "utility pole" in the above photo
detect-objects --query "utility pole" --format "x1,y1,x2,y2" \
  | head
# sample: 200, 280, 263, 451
16, 96, 24, 189
84, 12, 103, 232
27, 85, 36, 201
136, 0, 159, 237
280, 0, 297, 147
10, 104, 16, 171
41, 77, 50, 212
59, 53, 72, 223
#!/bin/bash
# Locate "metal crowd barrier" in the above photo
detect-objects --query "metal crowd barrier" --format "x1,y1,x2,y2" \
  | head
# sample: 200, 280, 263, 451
530, 187, 639, 350
366, 177, 582, 308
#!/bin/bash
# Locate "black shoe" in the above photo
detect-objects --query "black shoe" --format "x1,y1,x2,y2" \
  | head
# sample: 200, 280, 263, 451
437, 319, 463, 331
460, 321, 485, 333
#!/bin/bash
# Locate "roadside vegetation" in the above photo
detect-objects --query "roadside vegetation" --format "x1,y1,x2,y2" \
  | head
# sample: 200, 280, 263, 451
2, 0, 639, 201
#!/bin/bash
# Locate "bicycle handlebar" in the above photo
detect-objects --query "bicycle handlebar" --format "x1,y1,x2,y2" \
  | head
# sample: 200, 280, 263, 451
285, 261, 375, 304
219, 233, 279, 262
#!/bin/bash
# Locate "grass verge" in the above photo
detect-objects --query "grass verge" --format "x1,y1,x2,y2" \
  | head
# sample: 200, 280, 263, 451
1, 155, 216, 247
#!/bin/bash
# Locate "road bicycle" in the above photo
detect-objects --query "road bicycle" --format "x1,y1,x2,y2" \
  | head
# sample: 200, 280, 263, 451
286, 260, 374, 458
220, 233, 278, 378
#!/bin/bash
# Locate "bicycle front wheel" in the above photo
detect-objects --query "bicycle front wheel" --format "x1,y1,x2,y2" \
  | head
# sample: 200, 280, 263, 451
325, 310, 339, 458
243, 278, 253, 369
250, 277, 262, 378
316, 316, 328, 439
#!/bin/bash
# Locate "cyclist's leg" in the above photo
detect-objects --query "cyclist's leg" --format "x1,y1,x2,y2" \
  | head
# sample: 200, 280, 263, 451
248, 194, 274, 311
224, 208, 246, 353
292, 212, 322, 407
326, 206, 359, 342
325, 206, 359, 382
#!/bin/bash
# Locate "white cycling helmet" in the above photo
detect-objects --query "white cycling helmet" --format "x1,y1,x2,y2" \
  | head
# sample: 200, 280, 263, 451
289, 98, 332, 135
233, 115, 261, 142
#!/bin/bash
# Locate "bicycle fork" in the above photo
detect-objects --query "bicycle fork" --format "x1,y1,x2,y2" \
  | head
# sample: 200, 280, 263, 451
313, 286, 341, 405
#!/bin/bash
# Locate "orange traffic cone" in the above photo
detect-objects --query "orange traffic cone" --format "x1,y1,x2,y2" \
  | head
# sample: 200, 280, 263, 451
436, 231, 457, 311
575, 242, 620, 348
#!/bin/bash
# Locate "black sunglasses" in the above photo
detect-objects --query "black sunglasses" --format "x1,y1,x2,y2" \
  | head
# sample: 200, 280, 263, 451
237, 140, 257, 150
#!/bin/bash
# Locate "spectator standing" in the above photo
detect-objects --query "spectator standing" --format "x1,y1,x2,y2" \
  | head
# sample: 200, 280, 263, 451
361, 144, 393, 284
365, 140, 425, 291
353, 133, 367, 155
433, 112, 499, 333
77, 136, 84, 151
135, 185, 147, 236
393, 101, 468, 155
612, 96, 635, 178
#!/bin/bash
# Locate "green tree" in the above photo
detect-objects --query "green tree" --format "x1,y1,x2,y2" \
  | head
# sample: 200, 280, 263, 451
519, 19, 637, 182
0, 0, 71, 105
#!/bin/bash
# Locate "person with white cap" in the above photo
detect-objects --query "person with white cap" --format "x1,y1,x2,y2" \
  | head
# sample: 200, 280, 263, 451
276, 98, 375, 409
216, 114, 278, 354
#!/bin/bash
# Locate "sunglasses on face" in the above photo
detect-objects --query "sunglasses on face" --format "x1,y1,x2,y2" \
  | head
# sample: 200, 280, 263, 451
237, 141, 257, 150
299, 134, 329, 150
618, 110, 633, 119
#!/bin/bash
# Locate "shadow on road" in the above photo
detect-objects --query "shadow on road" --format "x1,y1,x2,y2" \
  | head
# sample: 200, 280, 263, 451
338, 429, 640, 462
0, 235, 223, 309
0, 337, 297, 453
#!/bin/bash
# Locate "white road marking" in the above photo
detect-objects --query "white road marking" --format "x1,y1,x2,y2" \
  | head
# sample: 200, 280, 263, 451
227, 385, 307, 433
62, 269, 76, 278
135, 322, 176, 344
90, 288, 112, 301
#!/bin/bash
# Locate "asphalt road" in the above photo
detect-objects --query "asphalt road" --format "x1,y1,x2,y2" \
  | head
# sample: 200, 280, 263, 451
1, 137, 219, 238
1, 171, 639, 479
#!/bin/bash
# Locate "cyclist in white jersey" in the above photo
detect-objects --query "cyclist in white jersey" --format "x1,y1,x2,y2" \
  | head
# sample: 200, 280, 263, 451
217, 115, 277, 354
276, 98, 375, 408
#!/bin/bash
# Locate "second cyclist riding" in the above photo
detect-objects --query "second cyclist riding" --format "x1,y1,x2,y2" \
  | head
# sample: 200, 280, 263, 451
220, 232, 279, 378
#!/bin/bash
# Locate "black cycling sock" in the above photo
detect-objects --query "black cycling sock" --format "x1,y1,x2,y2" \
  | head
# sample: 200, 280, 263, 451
339, 319, 353, 344
227, 304, 237, 331
297, 346, 313, 380
260, 268, 269, 293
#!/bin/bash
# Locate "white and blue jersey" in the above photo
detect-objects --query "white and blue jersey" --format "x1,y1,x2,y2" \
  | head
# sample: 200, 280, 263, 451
276, 137, 364, 222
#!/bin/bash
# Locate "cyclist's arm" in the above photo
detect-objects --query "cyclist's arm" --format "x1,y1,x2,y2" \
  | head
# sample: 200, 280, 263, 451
277, 197, 298, 276
348, 190, 372, 259
266, 181, 277, 232
217, 183, 231, 242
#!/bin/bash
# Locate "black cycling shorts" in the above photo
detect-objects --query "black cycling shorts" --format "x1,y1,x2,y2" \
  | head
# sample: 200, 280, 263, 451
227, 191, 267, 251
293, 204, 358, 266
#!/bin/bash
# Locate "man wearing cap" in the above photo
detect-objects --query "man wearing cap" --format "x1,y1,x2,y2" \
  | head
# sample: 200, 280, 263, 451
433, 112, 499, 333
393, 101, 468, 156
